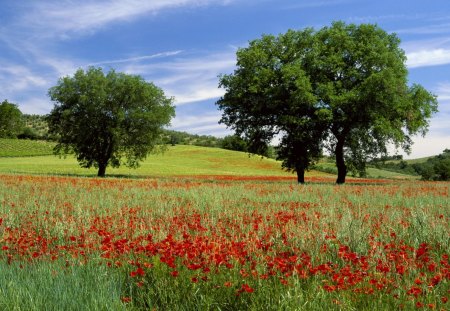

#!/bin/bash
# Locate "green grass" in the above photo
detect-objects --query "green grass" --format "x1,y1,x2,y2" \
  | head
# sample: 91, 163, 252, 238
0, 175, 448, 310
365, 167, 420, 179
387, 156, 433, 165
0, 144, 302, 178
0, 139, 55, 157
0, 261, 126, 311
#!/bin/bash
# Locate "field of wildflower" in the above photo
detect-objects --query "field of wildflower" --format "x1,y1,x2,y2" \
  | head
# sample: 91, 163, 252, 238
0, 174, 448, 310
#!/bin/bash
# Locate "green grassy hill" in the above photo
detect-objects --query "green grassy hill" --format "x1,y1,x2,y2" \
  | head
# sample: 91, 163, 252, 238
0, 138, 431, 180
0, 143, 303, 178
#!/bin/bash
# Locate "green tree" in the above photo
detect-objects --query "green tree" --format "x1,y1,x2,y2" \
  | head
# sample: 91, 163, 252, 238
217, 29, 327, 183
217, 22, 438, 184
0, 100, 24, 138
313, 22, 437, 183
47, 67, 175, 177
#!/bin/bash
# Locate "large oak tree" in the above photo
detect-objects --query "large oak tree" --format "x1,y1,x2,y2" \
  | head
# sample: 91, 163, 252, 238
217, 29, 327, 183
217, 22, 438, 184
47, 67, 175, 177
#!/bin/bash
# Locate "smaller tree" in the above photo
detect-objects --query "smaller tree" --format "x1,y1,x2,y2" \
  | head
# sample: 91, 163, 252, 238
47, 67, 175, 177
0, 100, 24, 138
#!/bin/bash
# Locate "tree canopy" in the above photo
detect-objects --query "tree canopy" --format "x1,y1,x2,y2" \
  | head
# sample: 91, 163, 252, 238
217, 22, 438, 184
47, 67, 175, 177
217, 29, 327, 183
0, 100, 24, 138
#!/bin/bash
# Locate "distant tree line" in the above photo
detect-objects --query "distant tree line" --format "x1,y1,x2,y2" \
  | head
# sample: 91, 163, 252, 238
163, 130, 222, 148
2, 106, 274, 156
414, 149, 450, 181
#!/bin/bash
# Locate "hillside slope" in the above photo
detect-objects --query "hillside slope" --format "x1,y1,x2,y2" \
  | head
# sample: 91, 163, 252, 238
0, 139, 433, 180
0, 144, 308, 178
0, 139, 55, 157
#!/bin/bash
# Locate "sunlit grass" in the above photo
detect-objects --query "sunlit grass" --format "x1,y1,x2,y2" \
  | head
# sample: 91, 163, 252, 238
0, 145, 328, 178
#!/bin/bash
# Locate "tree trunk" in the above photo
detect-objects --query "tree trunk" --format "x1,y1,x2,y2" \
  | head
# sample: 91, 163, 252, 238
335, 139, 347, 184
296, 165, 305, 184
97, 163, 107, 177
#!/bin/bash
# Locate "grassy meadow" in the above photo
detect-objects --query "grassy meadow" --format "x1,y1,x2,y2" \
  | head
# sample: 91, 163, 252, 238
0, 139, 449, 310
0, 143, 301, 178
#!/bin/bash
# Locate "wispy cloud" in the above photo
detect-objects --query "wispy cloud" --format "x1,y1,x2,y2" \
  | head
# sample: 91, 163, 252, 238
19, 98, 54, 115
0, 0, 237, 114
435, 82, 450, 105
19, 0, 234, 39
88, 51, 183, 66
122, 51, 236, 105
0, 63, 49, 94
406, 49, 450, 68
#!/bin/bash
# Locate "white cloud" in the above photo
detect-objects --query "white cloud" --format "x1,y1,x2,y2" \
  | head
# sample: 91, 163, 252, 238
396, 82, 450, 158
171, 112, 230, 136
173, 89, 226, 105
406, 49, 450, 68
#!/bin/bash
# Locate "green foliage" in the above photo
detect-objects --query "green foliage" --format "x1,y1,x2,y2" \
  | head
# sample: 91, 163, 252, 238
47, 67, 175, 177
0, 100, 24, 138
17, 127, 40, 140
217, 29, 327, 183
220, 134, 276, 158
217, 21, 438, 184
221, 134, 248, 152
310, 22, 437, 183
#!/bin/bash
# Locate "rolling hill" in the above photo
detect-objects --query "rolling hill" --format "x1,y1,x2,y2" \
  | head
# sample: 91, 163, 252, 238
0, 138, 429, 180
0, 141, 302, 178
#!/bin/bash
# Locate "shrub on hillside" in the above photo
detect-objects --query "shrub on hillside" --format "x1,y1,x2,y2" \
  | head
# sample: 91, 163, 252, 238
413, 149, 450, 181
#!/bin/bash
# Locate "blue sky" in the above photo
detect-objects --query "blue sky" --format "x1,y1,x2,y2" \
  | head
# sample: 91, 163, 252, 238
0, 0, 449, 158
